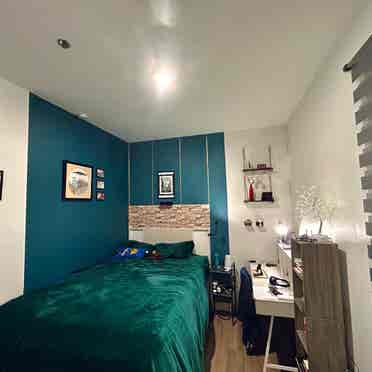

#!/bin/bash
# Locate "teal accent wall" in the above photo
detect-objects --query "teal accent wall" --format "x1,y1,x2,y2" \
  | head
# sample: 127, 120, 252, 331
207, 133, 230, 257
181, 135, 208, 204
129, 132, 229, 258
25, 94, 129, 291
130, 142, 153, 205
153, 138, 180, 204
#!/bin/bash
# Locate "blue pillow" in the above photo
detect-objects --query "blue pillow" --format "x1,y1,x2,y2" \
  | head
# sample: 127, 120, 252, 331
111, 247, 145, 262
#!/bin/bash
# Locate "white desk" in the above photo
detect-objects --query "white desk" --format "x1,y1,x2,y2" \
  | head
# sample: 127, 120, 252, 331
250, 264, 297, 372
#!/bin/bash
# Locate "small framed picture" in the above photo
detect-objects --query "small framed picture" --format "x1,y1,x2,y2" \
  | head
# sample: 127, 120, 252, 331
62, 161, 93, 201
96, 180, 105, 190
0, 170, 4, 201
158, 172, 175, 199
96, 168, 105, 178
97, 192, 105, 201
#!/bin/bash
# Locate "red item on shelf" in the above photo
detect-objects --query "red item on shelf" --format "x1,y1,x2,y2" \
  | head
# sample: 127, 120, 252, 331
249, 182, 254, 201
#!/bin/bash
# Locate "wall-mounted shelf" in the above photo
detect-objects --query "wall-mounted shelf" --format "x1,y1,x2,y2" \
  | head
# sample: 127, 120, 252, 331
242, 167, 274, 174
242, 146, 275, 204
243, 200, 279, 208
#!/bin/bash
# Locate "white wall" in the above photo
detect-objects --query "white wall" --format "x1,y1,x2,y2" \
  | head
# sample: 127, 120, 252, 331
225, 127, 291, 270
288, 4, 372, 370
0, 77, 29, 305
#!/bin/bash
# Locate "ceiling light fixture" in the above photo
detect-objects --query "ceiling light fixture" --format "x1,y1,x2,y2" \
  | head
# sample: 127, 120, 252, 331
78, 113, 88, 119
153, 66, 176, 95
57, 38, 71, 49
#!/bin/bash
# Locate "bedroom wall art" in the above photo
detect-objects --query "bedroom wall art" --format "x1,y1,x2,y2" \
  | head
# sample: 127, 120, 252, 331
158, 171, 175, 199
96, 180, 105, 190
96, 168, 104, 178
97, 192, 105, 201
62, 161, 93, 200
26, 94, 128, 291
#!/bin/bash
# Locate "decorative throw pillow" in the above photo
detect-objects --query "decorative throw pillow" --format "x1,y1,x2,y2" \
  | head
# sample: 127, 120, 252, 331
126, 240, 154, 250
155, 241, 195, 259
112, 247, 145, 262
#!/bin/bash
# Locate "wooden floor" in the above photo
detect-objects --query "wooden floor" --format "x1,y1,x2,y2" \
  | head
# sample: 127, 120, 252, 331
209, 318, 277, 372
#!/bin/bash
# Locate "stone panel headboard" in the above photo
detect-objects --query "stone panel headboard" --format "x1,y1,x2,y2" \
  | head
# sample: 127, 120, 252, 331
129, 204, 210, 230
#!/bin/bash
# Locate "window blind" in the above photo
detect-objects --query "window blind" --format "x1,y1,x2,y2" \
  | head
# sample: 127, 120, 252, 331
346, 35, 372, 280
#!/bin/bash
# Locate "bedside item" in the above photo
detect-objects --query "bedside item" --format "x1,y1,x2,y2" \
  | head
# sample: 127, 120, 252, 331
224, 254, 233, 271
209, 263, 237, 323
213, 253, 221, 268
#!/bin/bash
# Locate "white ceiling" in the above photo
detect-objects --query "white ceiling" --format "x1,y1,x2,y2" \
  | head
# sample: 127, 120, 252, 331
0, 1, 368, 142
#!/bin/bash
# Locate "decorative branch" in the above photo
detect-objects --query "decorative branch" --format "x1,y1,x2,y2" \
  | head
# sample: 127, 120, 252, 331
295, 186, 337, 235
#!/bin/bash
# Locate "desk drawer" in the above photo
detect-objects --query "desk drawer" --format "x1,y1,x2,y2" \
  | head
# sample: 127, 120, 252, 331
255, 300, 295, 318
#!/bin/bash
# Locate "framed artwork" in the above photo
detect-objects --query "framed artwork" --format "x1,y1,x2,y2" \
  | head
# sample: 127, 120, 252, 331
62, 161, 93, 201
96, 180, 105, 190
158, 171, 175, 199
97, 192, 105, 201
96, 168, 105, 178
0, 170, 3, 201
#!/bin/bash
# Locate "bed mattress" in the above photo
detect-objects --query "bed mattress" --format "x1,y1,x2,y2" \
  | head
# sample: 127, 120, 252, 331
0, 256, 209, 372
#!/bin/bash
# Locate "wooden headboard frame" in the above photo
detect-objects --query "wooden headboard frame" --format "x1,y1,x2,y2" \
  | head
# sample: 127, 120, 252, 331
129, 228, 210, 261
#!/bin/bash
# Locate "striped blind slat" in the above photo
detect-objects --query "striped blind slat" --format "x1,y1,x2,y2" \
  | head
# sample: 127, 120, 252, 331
359, 150, 372, 167
361, 174, 372, 190
363, 199, 372, 213
355, 103, 372, 125
353, 76, 372, 102
349, 35, 372, 280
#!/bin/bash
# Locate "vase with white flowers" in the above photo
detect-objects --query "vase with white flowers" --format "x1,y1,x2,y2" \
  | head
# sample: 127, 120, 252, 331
295, 185, 337, 240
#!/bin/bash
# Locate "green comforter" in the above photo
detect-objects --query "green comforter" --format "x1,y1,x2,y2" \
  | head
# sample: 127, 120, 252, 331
0, 256, 209, 372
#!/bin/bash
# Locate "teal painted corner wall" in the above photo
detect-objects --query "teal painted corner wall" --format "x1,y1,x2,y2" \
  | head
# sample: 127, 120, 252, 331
25, 94, 129, 291
207, 133, 230, 259
129, 133, 229, 258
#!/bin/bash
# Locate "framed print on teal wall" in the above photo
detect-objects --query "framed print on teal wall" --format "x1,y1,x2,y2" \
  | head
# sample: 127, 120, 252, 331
96, 168, 104, 178
158, 171, 175, 199
96, 180, 105, 190
96, 192, 105, 201
62, 161, 93, 201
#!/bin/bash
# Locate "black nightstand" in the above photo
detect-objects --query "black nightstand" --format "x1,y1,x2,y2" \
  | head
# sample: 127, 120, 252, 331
209, 263, 237, 323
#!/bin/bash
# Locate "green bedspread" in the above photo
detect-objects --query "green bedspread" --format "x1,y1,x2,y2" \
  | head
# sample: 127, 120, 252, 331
0, 256, 209, 372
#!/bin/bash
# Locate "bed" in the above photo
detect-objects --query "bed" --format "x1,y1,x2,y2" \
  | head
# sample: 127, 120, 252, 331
0, 255, 209, 372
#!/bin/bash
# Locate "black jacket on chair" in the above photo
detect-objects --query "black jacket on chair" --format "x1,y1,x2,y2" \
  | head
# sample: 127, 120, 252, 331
238, 267, 270, 355
238, 267, 296, 366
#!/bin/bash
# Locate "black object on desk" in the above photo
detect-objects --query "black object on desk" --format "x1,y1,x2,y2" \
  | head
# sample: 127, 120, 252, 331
209, 263, 237, 323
